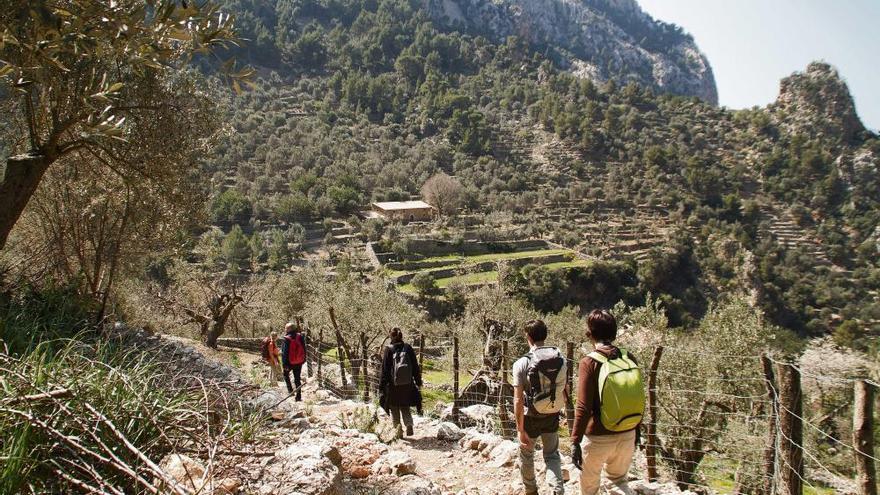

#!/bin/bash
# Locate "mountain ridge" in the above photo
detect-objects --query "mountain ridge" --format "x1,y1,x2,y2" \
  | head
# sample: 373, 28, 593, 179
424, 0, 718, 103
200, 0, 879, 338
219, 0, 718, 103
772, 61, 866, 142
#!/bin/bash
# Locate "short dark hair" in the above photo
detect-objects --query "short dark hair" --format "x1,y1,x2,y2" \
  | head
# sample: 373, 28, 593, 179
587, 310, 617, 342
389, 327, 403, 343
523, 319, 548, 343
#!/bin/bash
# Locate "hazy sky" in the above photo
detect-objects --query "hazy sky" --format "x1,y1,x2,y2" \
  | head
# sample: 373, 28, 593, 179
638, 0, 879, 131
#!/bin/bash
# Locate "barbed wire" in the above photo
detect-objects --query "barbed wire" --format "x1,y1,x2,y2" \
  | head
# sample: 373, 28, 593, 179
649, 454, 775, 481
776, 424, 850, 492
764, 356, 872, 385
653, 369, 768, 383
778, 403, 880, 463
774, 445, 823, 494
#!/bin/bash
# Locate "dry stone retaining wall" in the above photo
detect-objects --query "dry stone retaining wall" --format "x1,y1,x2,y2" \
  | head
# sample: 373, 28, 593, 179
105, 324, 273, 410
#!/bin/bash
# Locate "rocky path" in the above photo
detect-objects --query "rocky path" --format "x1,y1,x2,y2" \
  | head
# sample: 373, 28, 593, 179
276, 382, 568, 495
213, 378, 692, 495
147, 336, 695, 495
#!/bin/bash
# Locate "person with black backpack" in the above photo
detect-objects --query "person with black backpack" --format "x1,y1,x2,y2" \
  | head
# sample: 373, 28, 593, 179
513, 319, 567, 495
570, 310, 644, 495
379, 328, 422, 437
281, 322, 308, 401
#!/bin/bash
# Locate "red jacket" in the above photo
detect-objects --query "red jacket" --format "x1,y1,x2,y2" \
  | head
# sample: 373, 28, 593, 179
282, 333, 307, 367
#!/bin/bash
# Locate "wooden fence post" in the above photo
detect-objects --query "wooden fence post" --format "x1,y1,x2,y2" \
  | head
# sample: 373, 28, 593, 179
452, 335, 460, 421
306, 328, 314, 378
361, 333, 370, 402
761, 355, 779, 495
335, 330, 348, 397
316, 326, 323, 387
498, 340, 510, 437
566, 342, 575, 433
419, 334, 425, 369
854, 380, 877, 495
778, 362, 804, 495
645, 346, 663, 482
328, 307, 350, 397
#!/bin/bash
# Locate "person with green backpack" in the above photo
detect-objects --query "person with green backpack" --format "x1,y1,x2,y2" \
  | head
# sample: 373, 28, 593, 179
571, 310, 645, 495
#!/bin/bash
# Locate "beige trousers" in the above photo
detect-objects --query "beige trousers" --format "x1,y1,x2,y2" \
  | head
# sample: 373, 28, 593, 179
267, 360, 282, 383
578, 429, 636, 495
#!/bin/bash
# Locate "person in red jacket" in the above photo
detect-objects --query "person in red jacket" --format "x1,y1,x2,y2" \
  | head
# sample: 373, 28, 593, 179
281, 322, 307, 401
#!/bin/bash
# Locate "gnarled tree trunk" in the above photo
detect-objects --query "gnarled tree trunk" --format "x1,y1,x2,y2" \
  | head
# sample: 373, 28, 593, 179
456, 319, 512, 412
204, 293, 243, 349
0, 153, 53, 250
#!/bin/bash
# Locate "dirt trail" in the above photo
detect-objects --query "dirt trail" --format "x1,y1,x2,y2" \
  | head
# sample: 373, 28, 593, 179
178, 337, 637, 495
305, 383, 566, 495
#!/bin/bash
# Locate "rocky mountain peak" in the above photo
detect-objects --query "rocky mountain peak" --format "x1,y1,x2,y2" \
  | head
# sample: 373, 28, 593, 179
586, 0, 642, 16
774, 61, 866, 142
425, 0, 718, 104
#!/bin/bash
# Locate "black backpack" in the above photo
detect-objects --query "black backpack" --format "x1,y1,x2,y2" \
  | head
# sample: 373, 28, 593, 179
524, 346, 567, 416
392, 344, 413, 386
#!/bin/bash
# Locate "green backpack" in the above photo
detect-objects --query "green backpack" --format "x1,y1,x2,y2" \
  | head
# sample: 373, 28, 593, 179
588, 349, 645, 432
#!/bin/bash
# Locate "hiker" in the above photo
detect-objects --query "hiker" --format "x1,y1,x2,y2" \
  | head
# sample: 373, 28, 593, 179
261, 332, 282, 383
379, 327, 423, 437
571, 310, 644, 495
282, 322, 307, 401
513, 319, 567, 495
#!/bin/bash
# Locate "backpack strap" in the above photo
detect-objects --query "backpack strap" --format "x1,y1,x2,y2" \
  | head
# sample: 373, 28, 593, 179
588, 351, 608, 364
589, 348, 630, 363
522, 351, 535, 409
588, 351, 609, 398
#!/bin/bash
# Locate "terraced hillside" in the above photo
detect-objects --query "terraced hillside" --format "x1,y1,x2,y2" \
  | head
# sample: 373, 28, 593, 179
759, 204, 833, 266
371, 239, 590, 293
195, 0, 878, 340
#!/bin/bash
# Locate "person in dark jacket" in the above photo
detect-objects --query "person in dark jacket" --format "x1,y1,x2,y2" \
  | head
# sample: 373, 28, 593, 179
281, 322, 307, 401
379, 328, 422, 437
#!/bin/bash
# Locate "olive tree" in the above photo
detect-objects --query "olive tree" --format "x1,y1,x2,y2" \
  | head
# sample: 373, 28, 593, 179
421, 172, 463, 217
152, 266, 259, 348
458, 283, 535, 370
7, 71, 217, 317
268, 265, 426, 388
616, 297, 777, 490
0, 0, 247, 249
410, 272, 438, 297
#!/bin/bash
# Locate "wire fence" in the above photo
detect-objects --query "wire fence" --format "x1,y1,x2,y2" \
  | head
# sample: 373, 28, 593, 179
268, 333, 877, 495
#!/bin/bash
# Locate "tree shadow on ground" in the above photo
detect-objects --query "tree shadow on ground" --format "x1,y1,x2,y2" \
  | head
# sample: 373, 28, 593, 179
396, 436, 459, 452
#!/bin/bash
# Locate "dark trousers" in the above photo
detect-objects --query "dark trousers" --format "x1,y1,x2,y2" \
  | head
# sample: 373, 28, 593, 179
284, 364, 303, 400
390, 406, 413, 428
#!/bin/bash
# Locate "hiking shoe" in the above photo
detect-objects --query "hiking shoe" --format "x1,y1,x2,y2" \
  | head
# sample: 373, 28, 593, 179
406, 426, 414, 437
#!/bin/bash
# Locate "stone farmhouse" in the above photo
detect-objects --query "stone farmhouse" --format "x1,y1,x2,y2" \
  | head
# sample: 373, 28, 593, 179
371, 200, 436, 222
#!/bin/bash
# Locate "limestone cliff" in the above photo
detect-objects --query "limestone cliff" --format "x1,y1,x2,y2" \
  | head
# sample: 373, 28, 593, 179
424, 0, 718, 103
772, 61, 866, 142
